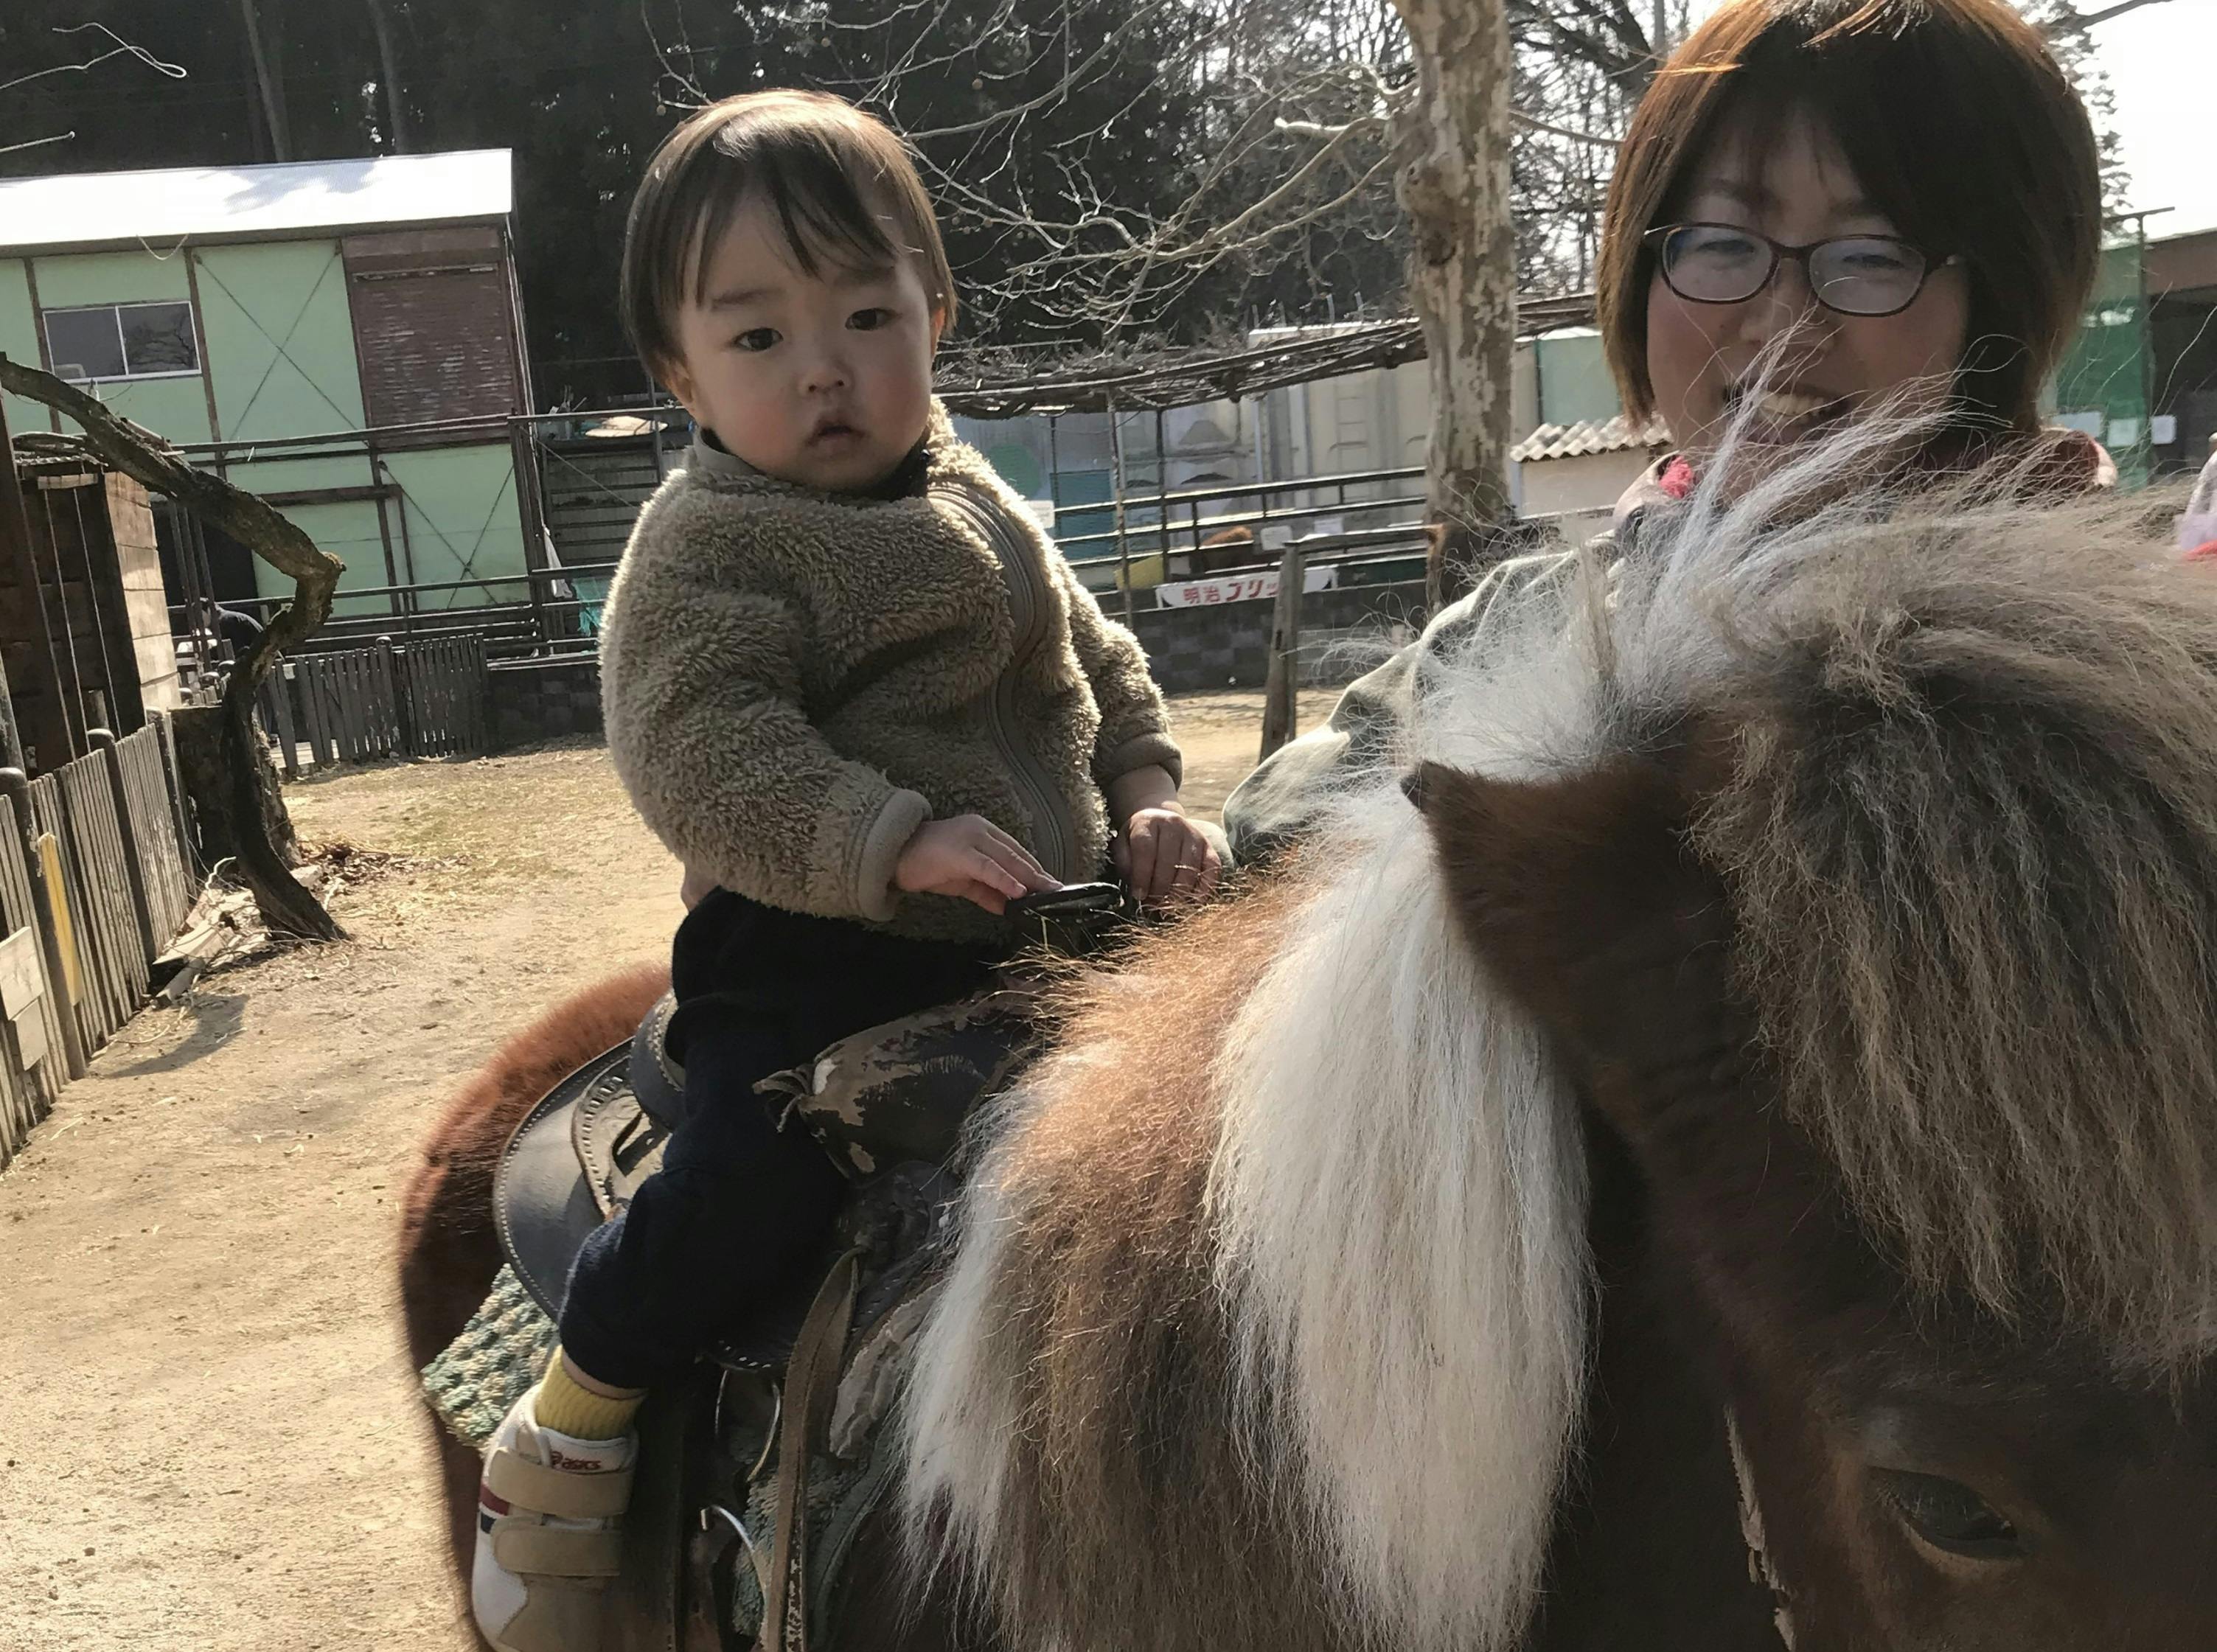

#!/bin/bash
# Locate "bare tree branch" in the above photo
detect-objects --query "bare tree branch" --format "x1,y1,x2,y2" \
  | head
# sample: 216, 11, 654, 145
0, 23, 187, 97
2044, 0, 2176, 29
0, 133, 74, 158
1513, 107, 1618, 145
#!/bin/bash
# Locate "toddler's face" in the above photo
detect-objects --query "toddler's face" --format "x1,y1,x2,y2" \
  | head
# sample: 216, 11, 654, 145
662, 192, 939, 492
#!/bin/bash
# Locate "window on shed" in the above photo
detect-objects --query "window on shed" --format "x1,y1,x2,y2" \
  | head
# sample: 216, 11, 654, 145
43, 302, 198, 381
344, 227, 525, 431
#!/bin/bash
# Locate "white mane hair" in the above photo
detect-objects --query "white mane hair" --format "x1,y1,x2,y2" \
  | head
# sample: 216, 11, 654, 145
1203, 778, 1593, 1652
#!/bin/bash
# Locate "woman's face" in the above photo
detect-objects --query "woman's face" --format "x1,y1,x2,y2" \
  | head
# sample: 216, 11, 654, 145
1645, 108, 1971, 457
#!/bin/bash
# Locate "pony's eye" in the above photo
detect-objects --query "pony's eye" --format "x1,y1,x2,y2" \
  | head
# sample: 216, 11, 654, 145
1872, 1469, 2025, 1561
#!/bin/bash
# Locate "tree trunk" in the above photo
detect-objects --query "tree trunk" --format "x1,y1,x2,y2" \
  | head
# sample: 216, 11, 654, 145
239, 0, 292, 161
170, 704, 299, 871
366, 0, 413, 153
0, 356, 342, 940
1392, 0, 1517, 609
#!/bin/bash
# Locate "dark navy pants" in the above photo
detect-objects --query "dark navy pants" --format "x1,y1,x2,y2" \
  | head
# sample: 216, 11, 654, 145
558, 891, 996, 1389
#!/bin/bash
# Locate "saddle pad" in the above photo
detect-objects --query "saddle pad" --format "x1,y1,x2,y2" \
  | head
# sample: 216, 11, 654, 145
421, 1264, 558, 1449
759, 982, 1045, 1179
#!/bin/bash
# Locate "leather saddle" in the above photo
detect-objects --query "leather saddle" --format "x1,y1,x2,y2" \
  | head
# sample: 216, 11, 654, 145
495, 994, 683, 1327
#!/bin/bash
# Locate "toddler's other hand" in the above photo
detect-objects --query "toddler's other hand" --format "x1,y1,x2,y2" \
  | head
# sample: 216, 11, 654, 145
1115, 806, 1220, 907
894, 815, 1058, 914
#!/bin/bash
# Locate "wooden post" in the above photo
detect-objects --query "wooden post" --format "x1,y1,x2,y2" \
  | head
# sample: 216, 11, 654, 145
0, 640, 22, 772
34, 492, 90, 763
0, 400, 71, 772
0, 767, 88, 1079
153, 711, 201, 881
89, 729, 159, 966
1258, 541, 1305, 763
1155, 407, 1171, 579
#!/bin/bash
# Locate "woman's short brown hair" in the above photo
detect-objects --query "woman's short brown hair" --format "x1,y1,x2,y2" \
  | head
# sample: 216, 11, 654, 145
1596, 0, 2101, 438
619, 90, 956, 377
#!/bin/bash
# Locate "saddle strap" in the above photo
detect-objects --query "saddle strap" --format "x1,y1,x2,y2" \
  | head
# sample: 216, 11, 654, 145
761, 1250, 863, 1652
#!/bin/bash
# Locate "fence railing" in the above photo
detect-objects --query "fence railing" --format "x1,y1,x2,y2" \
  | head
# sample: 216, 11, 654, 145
0, 712, 198, 1164
255, 635, 490, 778
182, 446, 1491, 662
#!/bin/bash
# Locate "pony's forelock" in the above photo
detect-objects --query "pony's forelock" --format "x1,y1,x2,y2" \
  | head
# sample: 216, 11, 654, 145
1439, 400, 2217, 1362
902, 820, 1594, 1652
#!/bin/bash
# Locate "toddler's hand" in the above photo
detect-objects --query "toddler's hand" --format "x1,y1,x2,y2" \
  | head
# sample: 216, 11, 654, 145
894, 815, 1059, 914
1115, 806, 1221, 907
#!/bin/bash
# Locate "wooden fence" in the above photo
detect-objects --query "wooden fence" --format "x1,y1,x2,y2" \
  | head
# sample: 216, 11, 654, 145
115, 719, 195, 943
0, 792, 68, 1162
256, 634, 490, 777
397, 635, 492, 758
0, 711, 198, 1165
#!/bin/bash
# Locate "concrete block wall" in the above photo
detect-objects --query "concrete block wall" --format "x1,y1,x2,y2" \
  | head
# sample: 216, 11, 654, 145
488, 656, 604, 749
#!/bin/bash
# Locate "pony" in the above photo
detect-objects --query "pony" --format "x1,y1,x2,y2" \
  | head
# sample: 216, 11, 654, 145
402, 422, 2217, 1650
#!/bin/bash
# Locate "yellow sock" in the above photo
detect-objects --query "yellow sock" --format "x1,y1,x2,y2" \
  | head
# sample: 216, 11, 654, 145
533, 1348, 645, 1441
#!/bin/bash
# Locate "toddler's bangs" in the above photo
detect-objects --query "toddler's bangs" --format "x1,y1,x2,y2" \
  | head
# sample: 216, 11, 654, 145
622, 90, 956, 374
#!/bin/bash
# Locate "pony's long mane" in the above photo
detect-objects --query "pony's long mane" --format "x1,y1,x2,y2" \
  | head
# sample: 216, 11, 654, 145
1506, 415, 2217, 1360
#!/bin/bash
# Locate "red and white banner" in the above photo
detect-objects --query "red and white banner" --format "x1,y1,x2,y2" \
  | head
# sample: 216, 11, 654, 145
1155, 564, 1339, 609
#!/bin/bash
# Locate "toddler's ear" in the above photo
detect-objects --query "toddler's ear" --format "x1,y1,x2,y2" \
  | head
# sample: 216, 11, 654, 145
660, 357, 705, 425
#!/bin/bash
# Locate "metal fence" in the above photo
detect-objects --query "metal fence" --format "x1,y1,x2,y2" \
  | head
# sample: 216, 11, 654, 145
0, 711, 198, 1164
199, 445, 1456, 666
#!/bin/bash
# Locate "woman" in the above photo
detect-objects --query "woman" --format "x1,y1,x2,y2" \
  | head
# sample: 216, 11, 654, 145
1225, 0, 2106, 857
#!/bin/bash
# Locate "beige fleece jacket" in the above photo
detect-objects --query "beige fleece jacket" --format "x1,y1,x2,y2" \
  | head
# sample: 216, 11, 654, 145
598, 405, 1181, 943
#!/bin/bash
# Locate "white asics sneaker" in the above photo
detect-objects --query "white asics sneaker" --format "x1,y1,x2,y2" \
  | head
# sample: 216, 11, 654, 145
470, 1387, 637, 1652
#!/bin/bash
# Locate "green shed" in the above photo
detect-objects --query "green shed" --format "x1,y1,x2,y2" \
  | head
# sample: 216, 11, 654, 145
0, 149, 533, 625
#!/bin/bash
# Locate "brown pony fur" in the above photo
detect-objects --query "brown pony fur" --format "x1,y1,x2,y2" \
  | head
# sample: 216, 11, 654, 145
397, 960, 667, 1583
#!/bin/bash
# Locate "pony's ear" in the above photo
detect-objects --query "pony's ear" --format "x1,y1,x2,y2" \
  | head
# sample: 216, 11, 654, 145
1415, 752, 1735, 1081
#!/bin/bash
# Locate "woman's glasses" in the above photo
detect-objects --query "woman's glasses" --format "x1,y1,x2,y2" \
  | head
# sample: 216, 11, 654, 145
1646, 223, 1960, 318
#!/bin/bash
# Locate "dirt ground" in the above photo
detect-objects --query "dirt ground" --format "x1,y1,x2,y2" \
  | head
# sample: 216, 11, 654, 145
0, 688, 1331, 1651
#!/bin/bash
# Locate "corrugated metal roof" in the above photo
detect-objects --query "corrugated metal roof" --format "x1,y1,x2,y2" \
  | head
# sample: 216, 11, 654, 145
0, 150, 513, 255
1511, 413, 1672, 463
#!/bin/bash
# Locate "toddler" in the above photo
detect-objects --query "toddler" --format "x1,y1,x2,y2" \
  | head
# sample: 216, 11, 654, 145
470, 89, 1217, 1652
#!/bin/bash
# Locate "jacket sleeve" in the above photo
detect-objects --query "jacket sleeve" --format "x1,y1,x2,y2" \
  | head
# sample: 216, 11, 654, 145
600, 548, 929, 923
1051, 555, 1183, 790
